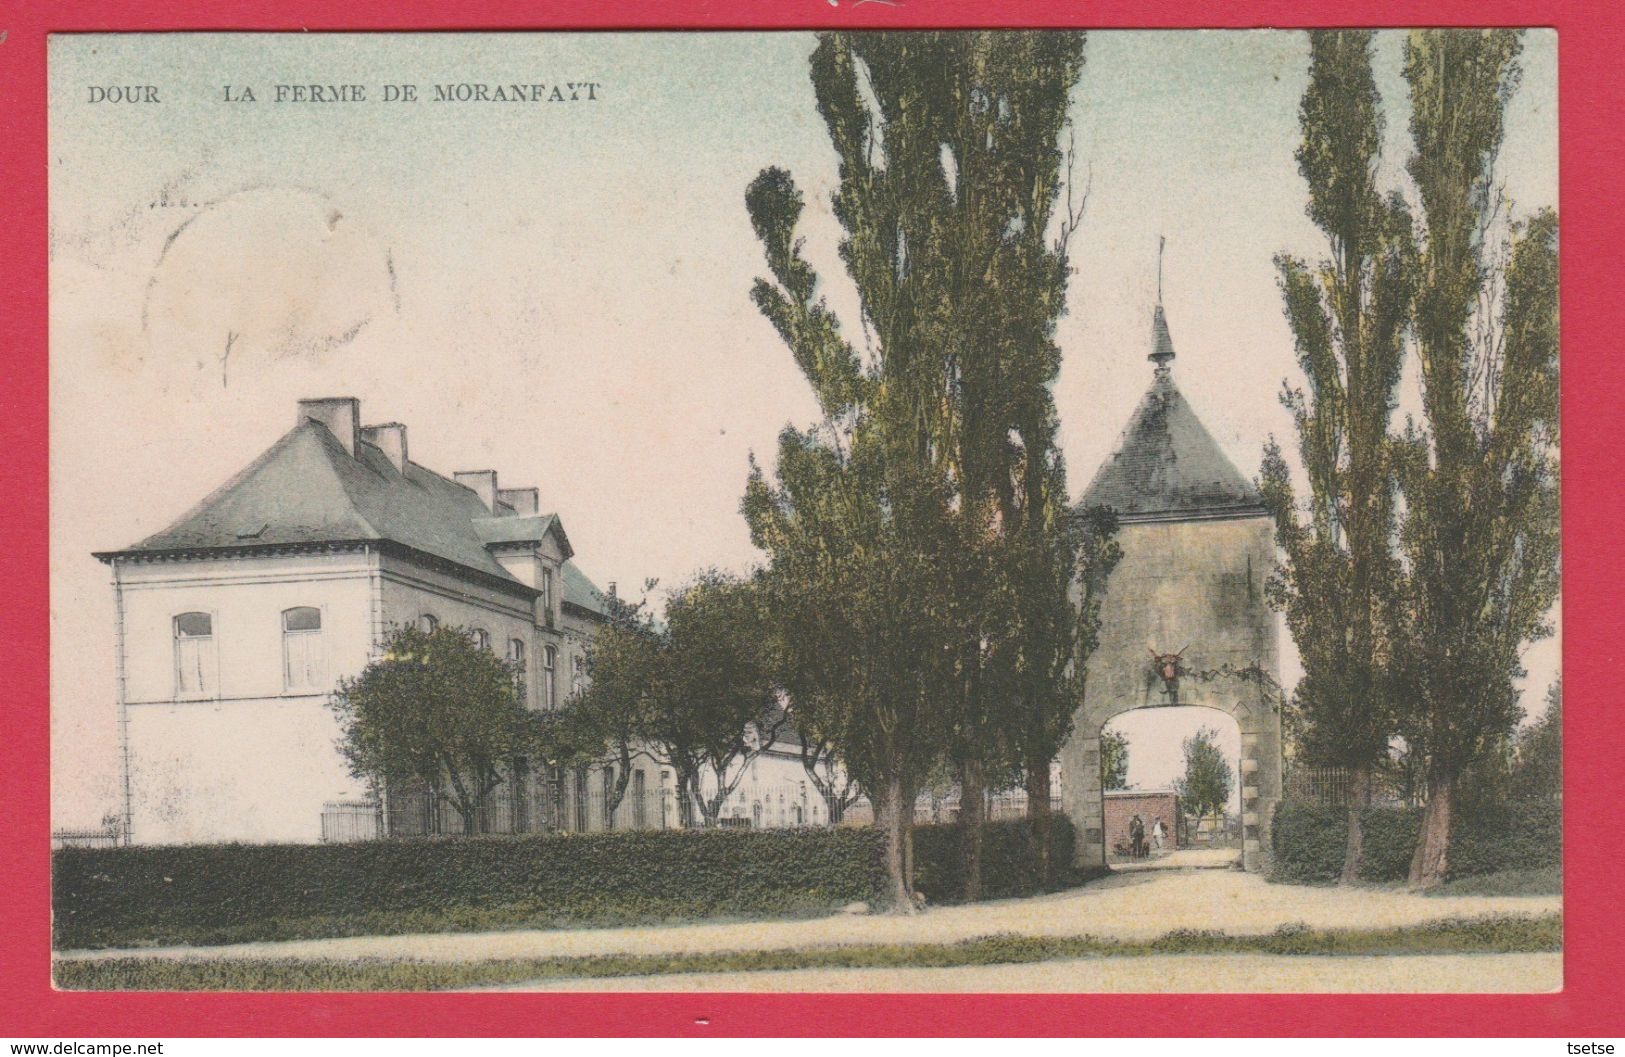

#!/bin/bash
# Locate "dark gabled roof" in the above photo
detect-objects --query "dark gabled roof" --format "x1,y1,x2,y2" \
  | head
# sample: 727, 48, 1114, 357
1078, 299, 1266, 526
561, 560, 611, 619
477, 513, 570, 554
1078, 369, 1264, 521
98, 418, 579, 591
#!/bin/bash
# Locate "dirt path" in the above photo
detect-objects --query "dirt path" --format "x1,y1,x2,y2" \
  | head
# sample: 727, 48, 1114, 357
506, 952, 1562, 993
58, 867, 1560, 965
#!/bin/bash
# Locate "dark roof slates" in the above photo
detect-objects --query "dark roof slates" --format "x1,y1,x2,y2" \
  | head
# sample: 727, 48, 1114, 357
1078, 372, 1263, 520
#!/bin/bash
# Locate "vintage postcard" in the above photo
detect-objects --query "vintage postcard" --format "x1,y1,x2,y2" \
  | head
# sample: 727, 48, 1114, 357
47, 29, 1561, 995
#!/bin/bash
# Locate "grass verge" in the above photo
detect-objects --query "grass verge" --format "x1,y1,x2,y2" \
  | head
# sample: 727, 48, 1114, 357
56, 898, 851, 953
53, 913, 1561, 992
1424, 866, 1562, 898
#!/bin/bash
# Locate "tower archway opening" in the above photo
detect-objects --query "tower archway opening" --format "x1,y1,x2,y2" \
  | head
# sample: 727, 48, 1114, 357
1100, 705, 1244, 869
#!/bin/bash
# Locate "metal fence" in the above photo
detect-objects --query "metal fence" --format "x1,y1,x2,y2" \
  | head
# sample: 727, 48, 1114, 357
841, 791, 1062, 827
51, 826, 122, 849
324, 777, 846, 841
1284, 765, 1420, 808
319, 800, 383, 842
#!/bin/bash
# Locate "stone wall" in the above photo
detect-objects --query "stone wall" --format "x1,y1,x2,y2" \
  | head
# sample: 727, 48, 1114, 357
1060, 511, 1283, 871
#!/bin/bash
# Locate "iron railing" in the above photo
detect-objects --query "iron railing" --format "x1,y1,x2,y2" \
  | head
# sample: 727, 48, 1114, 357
323, 778, 844, 841
1284, 764, 1420, 808
51, 826, 123, 849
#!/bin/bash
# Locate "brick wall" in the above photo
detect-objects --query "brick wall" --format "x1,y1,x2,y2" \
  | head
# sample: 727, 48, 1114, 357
1104, 791, 1181, 855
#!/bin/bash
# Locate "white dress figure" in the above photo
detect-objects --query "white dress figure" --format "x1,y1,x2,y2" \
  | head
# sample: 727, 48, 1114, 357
1151, 818, 1166, 852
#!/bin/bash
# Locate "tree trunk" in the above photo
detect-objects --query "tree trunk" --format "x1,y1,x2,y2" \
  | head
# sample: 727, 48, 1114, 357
1339, 762, 1372, 886
901, 774, 916, 898
1026, 757, 1054, 889
959, 758, 985, 902
876, 774, 918, 914
1408, 770, 1455, 889
459, 802, 477, 836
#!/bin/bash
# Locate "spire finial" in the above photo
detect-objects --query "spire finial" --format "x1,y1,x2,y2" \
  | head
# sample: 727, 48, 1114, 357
1150, 237, 1175, 373
1157, 234, 1165, 304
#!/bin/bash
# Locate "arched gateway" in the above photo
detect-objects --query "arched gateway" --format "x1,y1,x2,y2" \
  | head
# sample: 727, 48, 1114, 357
1059, 300, 1283, 872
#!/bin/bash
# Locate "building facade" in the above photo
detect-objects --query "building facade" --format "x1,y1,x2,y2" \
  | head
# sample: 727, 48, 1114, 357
97, 397, 609, 845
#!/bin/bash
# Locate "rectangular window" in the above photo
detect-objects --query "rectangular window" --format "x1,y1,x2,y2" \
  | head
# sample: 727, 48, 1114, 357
509, 638, 528, 704
632, 770, 647, 829
282, 607, 323, 691
510, 757, 530, 833
601, 768, 615, 830
173, 612, 214, 696
574, 766, 589, 832
543, 646, 557, 709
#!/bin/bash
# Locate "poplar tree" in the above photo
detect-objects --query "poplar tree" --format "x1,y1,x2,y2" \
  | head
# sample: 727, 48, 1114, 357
742, 31, 1089, 907
1260, 30, 1415, 884
1393, 29, 1559, 887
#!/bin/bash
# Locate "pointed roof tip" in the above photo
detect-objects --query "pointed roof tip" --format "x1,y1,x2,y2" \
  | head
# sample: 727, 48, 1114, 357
1077, 368, 1265, 522
1150, 303, 1176, 368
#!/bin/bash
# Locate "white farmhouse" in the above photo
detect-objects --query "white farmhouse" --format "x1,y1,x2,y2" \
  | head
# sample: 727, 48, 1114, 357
96, 396, 610, 845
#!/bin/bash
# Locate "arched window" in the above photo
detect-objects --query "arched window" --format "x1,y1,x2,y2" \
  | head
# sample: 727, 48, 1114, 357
543, 645, 557, 709
473, 628, 490, 652
420, 613, 439, 633
173, 612, 215, 696
282, 607, 323, 691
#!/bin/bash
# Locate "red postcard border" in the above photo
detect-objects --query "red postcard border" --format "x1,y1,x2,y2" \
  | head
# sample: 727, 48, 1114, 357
2, 0, 1620, 1038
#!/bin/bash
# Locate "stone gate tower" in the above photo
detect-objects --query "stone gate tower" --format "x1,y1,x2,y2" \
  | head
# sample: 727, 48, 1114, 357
1059, 300, 1283, 872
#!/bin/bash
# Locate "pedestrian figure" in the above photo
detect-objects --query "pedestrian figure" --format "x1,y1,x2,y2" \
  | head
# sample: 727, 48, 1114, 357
1129, 814, 1145, 860
1151, 817, 1166, 852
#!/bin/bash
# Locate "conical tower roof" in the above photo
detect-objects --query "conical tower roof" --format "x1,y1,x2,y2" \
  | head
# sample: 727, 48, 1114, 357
1078, 304, 1264, 522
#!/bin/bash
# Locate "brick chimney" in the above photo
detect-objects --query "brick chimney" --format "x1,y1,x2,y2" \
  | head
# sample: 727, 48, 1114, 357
362, 423, 409, 474
298, 397, 360, 457
454, 470, 499, 513
498, 487, 539, 516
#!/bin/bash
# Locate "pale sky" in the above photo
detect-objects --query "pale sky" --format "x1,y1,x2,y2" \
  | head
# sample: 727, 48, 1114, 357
48, 31, 1558, 828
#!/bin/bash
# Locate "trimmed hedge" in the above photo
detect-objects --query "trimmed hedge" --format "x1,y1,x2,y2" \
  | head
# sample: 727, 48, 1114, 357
1450, 798, 1562, 879
1270, 797, 1560, 885
1269, 802, 1350, 884
54, 817, 1075, 950
1357, 807, 1423, 881
54, 827, 886, 950
912, 816, 1077, 903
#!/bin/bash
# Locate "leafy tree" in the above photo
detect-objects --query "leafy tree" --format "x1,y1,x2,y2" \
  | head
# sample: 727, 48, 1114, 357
1260, 29, 1415, 884
1511, 680, 1562, 801
1174, 726, 1233, 823
795, 727, 864, 824
571, 571, 783, 827
329, 624, 531, 835
1391, 29, 1560, 887
1100, 729, 1130, 791
548, 586, 659, 819
747, 435, 954, 908
1005, 504, 1119, 888
742, 30, 1090, 909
